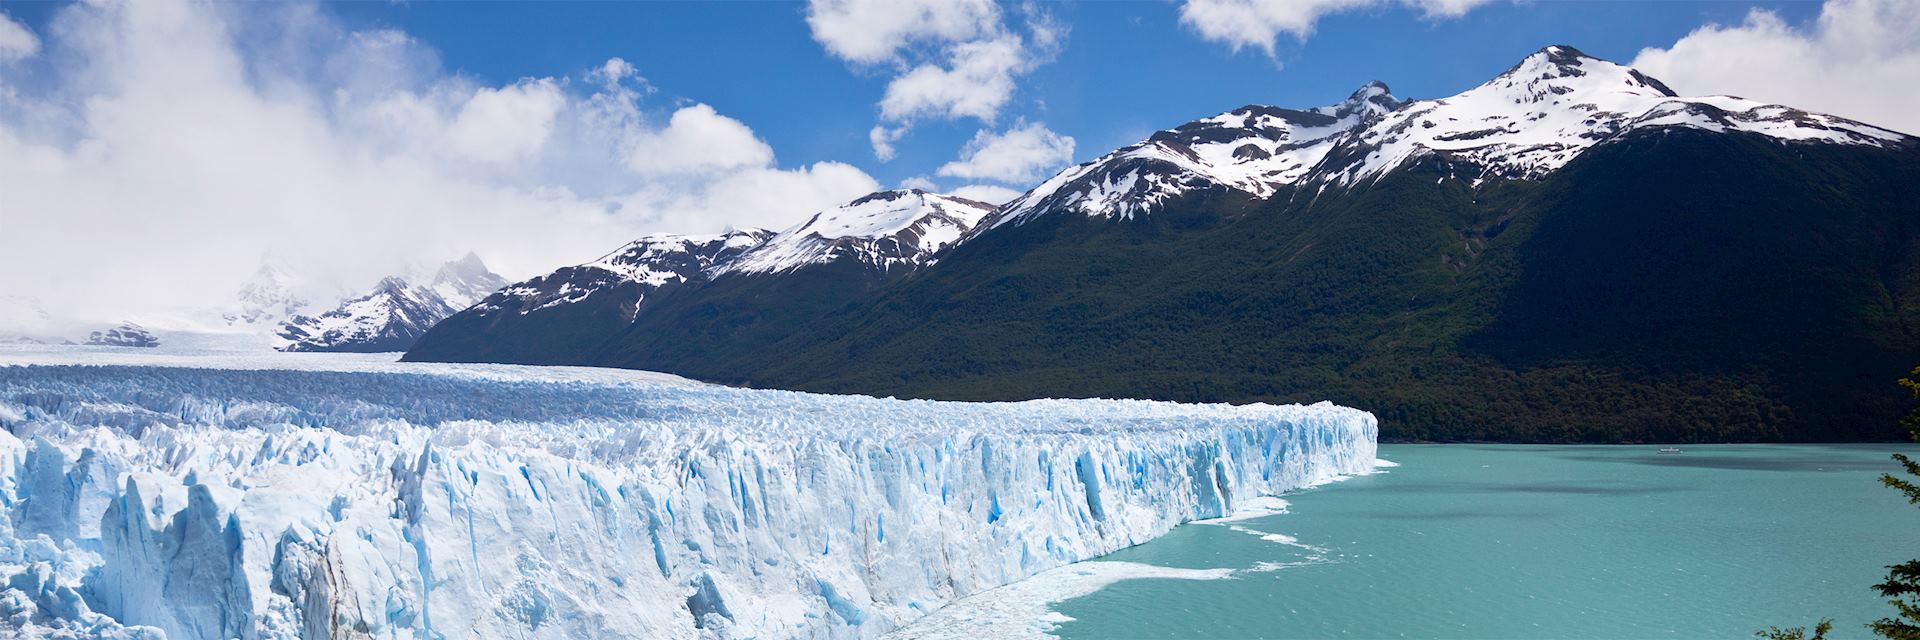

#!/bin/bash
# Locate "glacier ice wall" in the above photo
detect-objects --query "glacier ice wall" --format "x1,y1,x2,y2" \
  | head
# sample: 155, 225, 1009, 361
0, 354, 1375, 639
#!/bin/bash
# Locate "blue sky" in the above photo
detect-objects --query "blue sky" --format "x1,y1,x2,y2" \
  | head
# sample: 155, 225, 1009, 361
306, 0, 1822, 185
0, 0, 1910, 326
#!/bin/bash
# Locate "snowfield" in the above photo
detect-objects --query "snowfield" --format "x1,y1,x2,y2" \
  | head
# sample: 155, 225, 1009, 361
0, 349, 1376, 639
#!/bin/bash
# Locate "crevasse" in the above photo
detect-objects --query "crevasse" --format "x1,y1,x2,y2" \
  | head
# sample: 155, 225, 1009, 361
0, 355, 1375, 639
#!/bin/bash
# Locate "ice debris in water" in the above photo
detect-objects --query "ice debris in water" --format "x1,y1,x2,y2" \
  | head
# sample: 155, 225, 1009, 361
0, 352, 1376, 638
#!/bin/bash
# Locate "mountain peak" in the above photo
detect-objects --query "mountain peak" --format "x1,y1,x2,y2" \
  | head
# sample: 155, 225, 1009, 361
1490, 45, 1676, 100
848, 188, 928, 206
226, 259, 309, 325
1322, 80, 1403, 119
433, 252, 499, 288
1327, 43, 1903, 183
721, 190, 996, 275
1538, 44, 1589, 63
1348, 80, 1392, 102
372, 276, 415, 295
793, 190, 992, 241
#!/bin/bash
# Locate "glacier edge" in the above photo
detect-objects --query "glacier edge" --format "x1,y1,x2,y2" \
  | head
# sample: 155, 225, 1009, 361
0, 354, 1375, 639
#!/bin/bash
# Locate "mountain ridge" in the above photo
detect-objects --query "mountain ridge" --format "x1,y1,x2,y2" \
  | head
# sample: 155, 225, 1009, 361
277, 255, 507, 352
407, 46, 1920, 443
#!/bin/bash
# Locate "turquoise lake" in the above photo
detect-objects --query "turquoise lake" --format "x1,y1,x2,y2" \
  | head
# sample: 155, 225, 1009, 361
1053, 444, 1920, 639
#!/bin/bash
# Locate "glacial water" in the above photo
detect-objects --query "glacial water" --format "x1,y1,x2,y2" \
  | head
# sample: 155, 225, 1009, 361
1053, 444, 1920, 639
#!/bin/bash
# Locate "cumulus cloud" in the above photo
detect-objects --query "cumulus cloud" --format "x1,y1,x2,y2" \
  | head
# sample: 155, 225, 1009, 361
1179, 0, 1496, 56
1630, 0, 1920, 136
949, 184, 1022, 205
936, 120, 1075, 184
443, 78, 565, 164
806, 0, 1061, 160
879, 35, 1031, 122
806, 0, 1001, 65
624, 104, 776, 175
0, 11, 37, 62
0, 0, 878, 331
868, 124, 905, 162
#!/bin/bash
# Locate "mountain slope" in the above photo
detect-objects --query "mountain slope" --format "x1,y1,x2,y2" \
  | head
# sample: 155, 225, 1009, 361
278, 255, 507, 353
405, 230, 771, 364
412, 46, 1920, 442
987, 81, 1400, 230
708, 129, 1920, 442
406, 190, 996, 366
84, 322, 159, 348
1321, 45, 1904, 183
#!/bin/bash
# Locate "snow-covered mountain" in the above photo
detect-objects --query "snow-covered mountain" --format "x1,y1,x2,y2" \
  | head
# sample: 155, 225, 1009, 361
992, 82, 1402, 229
405, 190, 994, 365
83, 322, 159, 348
425, 252, 514, 312
221, 262, 309, 327
402, 44, 1920, 446
993, 45, 1909, 229
720, 190, 996, 275
470, 230, 771, 321
0, 296, 63, 344
276, 255, 507, 352
1326, 45, 1907, 183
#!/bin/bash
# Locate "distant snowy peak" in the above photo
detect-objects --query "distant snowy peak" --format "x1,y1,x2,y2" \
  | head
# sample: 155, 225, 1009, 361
475, 229, 771, 317
429, 252, 510, 307
278, 256, 507, 352
85, 322, 159, 348
722, 189, 997, 275
224, 262, 308, 326
1332, 45, 1910, 182
991, 81, 1403, 229
0, 296, 58, 342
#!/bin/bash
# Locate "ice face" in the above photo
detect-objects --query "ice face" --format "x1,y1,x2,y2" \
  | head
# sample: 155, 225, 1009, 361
0, 351, 1376, 639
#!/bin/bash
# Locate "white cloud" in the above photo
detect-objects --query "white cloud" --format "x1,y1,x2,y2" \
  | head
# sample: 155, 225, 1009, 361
807, 0, 1062, 159
869, 124, 905, 161
0, 11, 38, 63
624, 103, 776, 175
806, 0, 1000, 65
936, 120, 1075, 184
1179, 0, 1495, 56
667, 162, 880, 231
897, 175, 939, 191
950, 184, 1021, 204
880, 35, 1030, 122
443, 78, 564, 164
1630, 0, 1920, 136
0, 0, 879, 332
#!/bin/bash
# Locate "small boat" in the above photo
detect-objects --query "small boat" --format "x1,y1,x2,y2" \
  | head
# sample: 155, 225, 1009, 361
1658, 447, 1683, 454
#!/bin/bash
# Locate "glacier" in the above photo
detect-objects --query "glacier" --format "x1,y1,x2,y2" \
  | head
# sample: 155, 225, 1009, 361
0, 350, 1376, 639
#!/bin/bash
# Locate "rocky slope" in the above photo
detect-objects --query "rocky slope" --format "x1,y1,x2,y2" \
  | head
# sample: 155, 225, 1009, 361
277, 254, 506, 352
406, 191, 994, 365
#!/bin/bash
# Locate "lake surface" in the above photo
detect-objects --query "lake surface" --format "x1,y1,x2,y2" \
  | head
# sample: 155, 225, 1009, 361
1053, 444, 1920, 639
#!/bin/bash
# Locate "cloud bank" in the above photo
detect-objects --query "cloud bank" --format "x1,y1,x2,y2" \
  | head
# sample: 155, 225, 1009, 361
937, 120, 1076, 184
0, 1, 878, 331
1630, 0, 1920, 136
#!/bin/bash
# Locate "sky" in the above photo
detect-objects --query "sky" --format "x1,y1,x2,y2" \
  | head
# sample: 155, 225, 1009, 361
0, 0, 1916, 332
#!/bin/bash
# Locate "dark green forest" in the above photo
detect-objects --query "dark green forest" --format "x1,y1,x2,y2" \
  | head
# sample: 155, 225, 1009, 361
418, 129, 1920, 443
